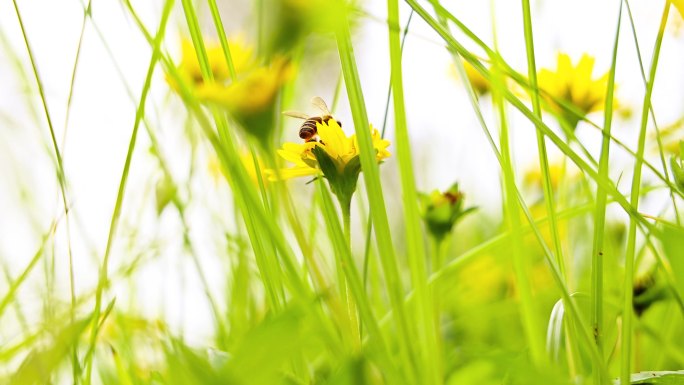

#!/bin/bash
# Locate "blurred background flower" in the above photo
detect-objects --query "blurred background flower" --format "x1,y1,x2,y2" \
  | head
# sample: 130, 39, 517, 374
537, 53, 613, 130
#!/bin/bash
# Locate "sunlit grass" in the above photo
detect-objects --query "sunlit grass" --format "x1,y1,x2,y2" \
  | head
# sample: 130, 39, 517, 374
1, 0, 684, 384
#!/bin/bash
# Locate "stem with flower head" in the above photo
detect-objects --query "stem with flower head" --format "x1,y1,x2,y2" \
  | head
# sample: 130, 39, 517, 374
311, 142, 362, 345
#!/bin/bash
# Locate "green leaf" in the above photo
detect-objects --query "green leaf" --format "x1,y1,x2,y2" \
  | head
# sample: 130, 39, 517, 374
627, 371, 684, 384
218, 302, 322, 385
164, 342, 224, 385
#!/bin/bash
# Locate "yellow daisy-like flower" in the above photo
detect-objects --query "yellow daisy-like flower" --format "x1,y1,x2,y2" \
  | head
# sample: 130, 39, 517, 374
538, 53, 611, 129
169, 37, 253, 91
169, 36, 293, 143
197, 56, 293, 116
270, 119, 390, 181
198, 56, 294, 143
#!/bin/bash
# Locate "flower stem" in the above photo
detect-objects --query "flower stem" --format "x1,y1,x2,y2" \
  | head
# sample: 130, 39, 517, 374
339, 195, 360, 348
430, 234, 445, 356
341, 198, 352, 247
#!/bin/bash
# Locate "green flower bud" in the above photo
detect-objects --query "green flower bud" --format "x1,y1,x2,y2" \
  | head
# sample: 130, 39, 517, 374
419, 183, 474, 240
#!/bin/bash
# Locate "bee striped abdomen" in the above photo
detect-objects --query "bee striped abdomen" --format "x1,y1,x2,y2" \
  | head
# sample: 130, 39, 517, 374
299, 116, 323, 141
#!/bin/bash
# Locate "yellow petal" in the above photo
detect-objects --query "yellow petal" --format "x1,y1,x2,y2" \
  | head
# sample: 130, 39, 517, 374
316, 119, 349, 159
269, 166, 319, 181
537, 52, 613, 118
570, 54, 595, 105
370, 126, 391, 161
556, 53, 573, 87
674, 0, 684, 19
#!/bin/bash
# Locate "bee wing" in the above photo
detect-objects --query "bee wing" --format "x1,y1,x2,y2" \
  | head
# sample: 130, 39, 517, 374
282, 110, 310, 120
311, 96, 332, 116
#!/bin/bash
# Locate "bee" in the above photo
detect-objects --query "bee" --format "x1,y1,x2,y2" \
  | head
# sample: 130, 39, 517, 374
283, 97, 341, 142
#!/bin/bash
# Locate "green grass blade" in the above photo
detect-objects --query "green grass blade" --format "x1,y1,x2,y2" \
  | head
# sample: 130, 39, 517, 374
83, 1, 175, 382
333, 1, 419, 380
624, 0, 680, 221
387, 0, 439, 382
0, 225, 53, 319
491, 57, 547, 367
520, 0, 566, 279
405, 0, 656, 236
621, 2, 671, 383
205, 0, 237, 79
590, 0, 623, 368
316, 181, 403, 384
176, 0, 302, 308
10, 0, 78, 328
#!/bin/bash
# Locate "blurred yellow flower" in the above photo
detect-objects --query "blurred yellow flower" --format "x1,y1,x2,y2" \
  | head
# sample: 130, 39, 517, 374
451, 60, 490, 96
170, 37, 253, 91
197, 57, 293, 116
538, 53, 612, 129
269, 119, 390, 181
208, 152, 267, 187
523, 162, 566, 192
455, 255, 507, 305
674, 0, 684, 19
170, 35, 293, 143
518, 197, 570, 261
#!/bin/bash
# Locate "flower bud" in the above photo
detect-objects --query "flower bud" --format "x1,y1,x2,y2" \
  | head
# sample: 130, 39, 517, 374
419, 183, 474, 240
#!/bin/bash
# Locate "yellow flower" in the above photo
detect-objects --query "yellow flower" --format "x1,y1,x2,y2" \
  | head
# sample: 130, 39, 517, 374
199, 56, 294, 143
208, 152, 267, 187
538, 53, 612, 129
523, 162, 566, 192
269, 119, 390, 181
455, 255, 507, 305
169, 36, 293, 143
674, 0, 684, 19
169, 37, 253, 91
451, 60, 490, 96
197, 56, 293, 116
